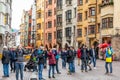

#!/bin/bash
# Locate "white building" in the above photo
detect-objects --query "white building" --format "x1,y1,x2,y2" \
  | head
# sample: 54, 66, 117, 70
31, 0, 36, 48
62, 0, 77, 48
0, 0, 12, 52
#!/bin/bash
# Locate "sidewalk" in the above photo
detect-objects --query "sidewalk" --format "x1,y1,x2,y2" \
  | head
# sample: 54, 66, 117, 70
0, 59, 120, 80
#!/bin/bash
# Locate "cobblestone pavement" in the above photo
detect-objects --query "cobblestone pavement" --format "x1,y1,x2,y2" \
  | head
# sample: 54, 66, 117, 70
0, 59, 120, 80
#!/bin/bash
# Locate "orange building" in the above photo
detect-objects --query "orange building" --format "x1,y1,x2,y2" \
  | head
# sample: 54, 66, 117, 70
44, 0, 56, 48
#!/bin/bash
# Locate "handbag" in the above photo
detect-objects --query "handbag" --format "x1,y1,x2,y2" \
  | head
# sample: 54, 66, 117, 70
106, 57, 112, 62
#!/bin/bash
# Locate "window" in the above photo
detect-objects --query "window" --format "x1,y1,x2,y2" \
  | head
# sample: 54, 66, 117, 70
54, 31, 56, 39
54, 8, 56, 15
48, 10, 52, 16
77, 13, 82, 22
78, 0, 83, 5
37, 12, 41, 18
85, 11, 88, 20
37, 23, 41, 29
77, 29, 82, 37
89, 7, 95, 16
48, 33, 52, 41
86, 0, 88, 3
88, 25, 95, 34
57, 30, 62, 39
102, 17, 113, 29
48, 21, 52, 28
65, 27, 71, 37
54, 20, 56, 27
74, 8, 76, 18
66, 0, 72, 5
37, 34, 41, 40
48, 0, 52, 5
57, 14, 62, 26
57, 0, 62, 9
66, 10, 72, 23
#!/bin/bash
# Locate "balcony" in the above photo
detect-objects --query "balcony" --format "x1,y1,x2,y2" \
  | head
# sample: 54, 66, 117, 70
101, 0, 114, 8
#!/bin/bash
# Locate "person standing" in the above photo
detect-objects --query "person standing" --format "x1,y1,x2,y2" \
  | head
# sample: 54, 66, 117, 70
66, 47, 74, 75
89, 45, 97, 69
77, 47, 81, 66
52, 46, 61, 74
1, 46, 10, 77
81, 45, 88, 72
61, 48, 67, 68
37, 46, 45, 80
105, 46, 114, 75
15, 45, 24, 80
48, 49, 56, 78
43, 47, 48, 69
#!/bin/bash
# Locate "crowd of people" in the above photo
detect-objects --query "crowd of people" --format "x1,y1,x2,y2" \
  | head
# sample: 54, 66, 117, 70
1, 44, 114, 80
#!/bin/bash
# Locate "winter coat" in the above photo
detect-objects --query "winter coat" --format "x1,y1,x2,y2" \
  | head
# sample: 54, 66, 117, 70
15, 49, 24, 63
77, 49, 81, 58
10, 50, 16, 61
61, 51, 67, 60
2, 50, 10, 64
48, 52, 56, 65
37, 49, 45, 64
66, 49, 74, 63
81, 48, 89, 60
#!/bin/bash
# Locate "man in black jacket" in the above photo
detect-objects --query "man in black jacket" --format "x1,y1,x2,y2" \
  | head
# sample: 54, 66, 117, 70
37, 46, 45, 80
2, 46, 10, 77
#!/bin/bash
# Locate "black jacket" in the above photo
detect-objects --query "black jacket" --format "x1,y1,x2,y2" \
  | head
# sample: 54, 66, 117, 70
37, 50, 45, 64
89, 48, 96, 57
2, 50, 10, 64
81, 48, 89, 60
66, 50, 74, 63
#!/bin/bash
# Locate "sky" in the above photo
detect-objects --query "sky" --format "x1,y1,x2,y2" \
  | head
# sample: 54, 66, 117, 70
11, 0, 34, 30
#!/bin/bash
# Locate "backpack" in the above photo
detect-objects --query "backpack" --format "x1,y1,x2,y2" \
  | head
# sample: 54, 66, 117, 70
38, 49, 43, 55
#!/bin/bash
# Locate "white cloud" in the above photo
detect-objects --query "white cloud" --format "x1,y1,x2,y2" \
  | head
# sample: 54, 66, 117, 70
11, 0, 33, 30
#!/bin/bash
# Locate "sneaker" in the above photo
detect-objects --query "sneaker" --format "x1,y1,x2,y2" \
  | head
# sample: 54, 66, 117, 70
105, 72, 109, 75
89, 69, 92, 71
93, 67, 96, 69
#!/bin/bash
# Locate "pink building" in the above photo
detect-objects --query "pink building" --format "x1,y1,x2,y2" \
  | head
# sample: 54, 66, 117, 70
44, 0, 56, 48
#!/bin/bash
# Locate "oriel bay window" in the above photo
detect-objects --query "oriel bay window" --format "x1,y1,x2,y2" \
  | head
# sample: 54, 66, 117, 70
102, 17, 113, 29
78, 0, 83, 5
65, 27, 71, 37
88, 25, 95, 34
37, 23, 41, 29
66, 10, 72, 23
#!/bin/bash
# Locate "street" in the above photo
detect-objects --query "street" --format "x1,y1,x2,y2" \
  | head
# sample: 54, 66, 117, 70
0, 59, 120, 80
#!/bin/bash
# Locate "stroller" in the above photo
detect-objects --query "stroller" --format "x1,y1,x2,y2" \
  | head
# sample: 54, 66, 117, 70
24, 55, 38, 71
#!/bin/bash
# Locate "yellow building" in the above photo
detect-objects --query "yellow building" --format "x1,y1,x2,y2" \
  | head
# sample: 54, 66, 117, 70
77, 0, 102, 47
36, 0, 45, 47
20, 24, 25, 47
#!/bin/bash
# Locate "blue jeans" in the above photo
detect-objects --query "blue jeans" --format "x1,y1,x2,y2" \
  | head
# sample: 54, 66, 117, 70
105, 62, 112, 73
91, 56, 96, 67
48, 64, 55, 77
15, 63, 24, 80
38, 64, 44, 80
55, 59, 60, 73
62, 59, 66, 68
3, 63, 9, 76
81, 59, 87, 71
68, 61, 74, 73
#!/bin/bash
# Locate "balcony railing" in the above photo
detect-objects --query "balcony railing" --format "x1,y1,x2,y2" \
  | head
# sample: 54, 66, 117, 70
101, 0, 114, 7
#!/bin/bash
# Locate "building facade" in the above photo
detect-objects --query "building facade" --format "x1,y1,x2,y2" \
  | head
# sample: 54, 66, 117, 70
77, 0, 102, 48
101, 0, 120, 59
0, 0, 12, 52
62, 0, 77, 48
36, 0, 45, 47
31, 0, 36, 48
44, 0, 56, 48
